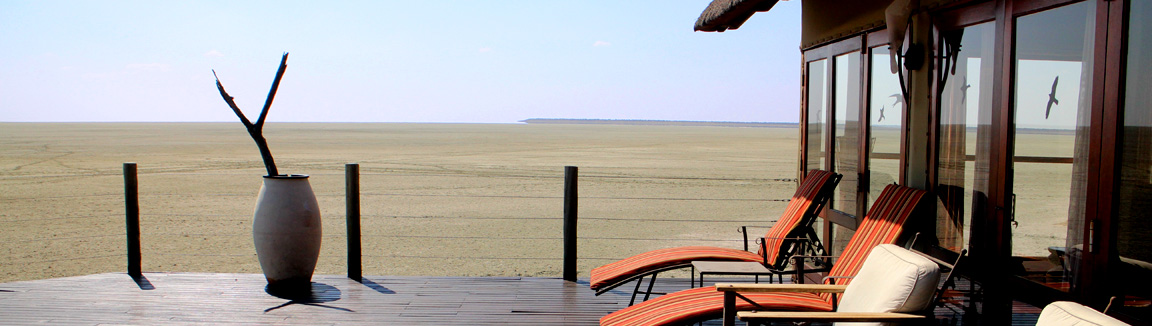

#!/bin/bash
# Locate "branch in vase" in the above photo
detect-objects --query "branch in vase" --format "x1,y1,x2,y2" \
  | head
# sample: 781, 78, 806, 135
212, 53, 290, 177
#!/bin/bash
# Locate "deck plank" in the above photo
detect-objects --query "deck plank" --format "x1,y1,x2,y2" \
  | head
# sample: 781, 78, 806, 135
0, 272, 996, 325
0, 273, 690, 325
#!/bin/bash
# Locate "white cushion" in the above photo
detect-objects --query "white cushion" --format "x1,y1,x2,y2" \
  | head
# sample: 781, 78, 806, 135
834, 244, 941, 326
1037, 301, 1129, 326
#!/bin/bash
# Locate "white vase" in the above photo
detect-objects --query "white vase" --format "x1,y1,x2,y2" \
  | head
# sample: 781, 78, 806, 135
252, 174, 322, 289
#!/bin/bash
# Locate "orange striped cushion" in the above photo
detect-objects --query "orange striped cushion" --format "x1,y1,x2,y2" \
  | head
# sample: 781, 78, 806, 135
600, 286, 833, 326
589, 170, 836, 291
590, 247, 762, 290
818, 184, 926, 303
760, 169, 834, 267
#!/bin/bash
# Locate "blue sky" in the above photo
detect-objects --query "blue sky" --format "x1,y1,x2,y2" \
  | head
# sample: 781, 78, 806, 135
1, 1, 802, 123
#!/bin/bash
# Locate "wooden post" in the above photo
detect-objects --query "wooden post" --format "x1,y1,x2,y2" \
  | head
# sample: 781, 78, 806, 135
563, 166, 578, 282
346, 163, 362, 282
124, 163, 141, 278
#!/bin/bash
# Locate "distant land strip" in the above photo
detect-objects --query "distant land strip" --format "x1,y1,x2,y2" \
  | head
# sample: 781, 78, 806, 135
520, 118, 798, 128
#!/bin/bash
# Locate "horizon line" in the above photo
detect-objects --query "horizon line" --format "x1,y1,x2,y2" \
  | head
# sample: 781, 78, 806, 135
0, 119, 802, 125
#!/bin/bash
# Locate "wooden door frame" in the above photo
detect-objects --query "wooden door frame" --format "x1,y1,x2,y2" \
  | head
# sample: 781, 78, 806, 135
1085, 0, 1127, 311
802, 36, 867, 250
927, 0, 1127, 316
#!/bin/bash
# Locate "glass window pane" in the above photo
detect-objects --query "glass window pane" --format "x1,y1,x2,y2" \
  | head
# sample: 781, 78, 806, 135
936, 22, 995, 252
1011, 1, 1095, 293
832, 53, 861, 252
834, 53, 861, 216
868, 47, 902, 209
808, 60, 828, 172
807, 59, 828, 240
1115, 0, 1152, 318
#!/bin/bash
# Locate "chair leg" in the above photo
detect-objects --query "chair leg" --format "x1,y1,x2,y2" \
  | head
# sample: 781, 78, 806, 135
629, 275, 644, 306
642, 271, 659, 302
691, 266, 696, 288
625, 271, 672, 306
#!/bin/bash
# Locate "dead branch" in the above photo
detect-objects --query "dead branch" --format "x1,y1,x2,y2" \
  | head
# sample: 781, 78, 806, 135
213, 52, 289, 176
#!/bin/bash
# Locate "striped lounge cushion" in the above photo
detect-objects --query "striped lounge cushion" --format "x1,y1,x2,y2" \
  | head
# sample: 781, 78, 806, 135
760, 169, 834, 267
589, 170, 836, 291
590, 247, 762, 291
817, 184, 926, 303
599, 286, 833, 326
599, 184, 927, 326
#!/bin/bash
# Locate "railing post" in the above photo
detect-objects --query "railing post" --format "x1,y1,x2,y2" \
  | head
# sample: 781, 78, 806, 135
346, 163, 362, 282
124, 162, 141, 278
563, 166, 578, 282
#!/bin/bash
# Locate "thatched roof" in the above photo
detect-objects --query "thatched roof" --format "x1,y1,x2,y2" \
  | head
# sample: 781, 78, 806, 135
694, 0, 779, 32
696, 0, 972, 49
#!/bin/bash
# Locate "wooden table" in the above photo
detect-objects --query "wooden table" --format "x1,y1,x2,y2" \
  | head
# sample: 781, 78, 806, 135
691, 261, 777, 287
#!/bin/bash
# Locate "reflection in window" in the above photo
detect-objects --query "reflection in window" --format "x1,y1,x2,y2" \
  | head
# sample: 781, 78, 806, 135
868, 47, 902, 209
936, 22, 994, 252
832, 53, 861, 252
1115, 0, 1152, 318
1011, 1, 1094, 293
806, 59, 828, 240
808, 60, 828, 172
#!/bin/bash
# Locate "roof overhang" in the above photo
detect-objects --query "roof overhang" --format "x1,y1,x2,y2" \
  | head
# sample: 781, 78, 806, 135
692, 0, 890, 49
695, 0, 967, 50
694, 0, 780, 32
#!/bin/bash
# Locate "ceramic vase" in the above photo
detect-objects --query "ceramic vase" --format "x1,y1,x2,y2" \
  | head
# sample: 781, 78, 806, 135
252, 174, 322, 290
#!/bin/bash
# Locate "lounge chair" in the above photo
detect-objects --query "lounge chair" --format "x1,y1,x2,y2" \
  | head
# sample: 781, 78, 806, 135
731, 244, 942, 326
589, 170, 841, 301
1037, 301, 1129, 326
599, 183, 928, 326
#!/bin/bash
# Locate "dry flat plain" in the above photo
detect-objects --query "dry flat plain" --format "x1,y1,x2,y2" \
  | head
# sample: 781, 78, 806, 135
0, 123, 803, 283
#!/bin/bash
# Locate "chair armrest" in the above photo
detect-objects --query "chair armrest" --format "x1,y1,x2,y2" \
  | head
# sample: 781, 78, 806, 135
739, 225, 777, 230
762, 236, 815, 242
715, 283, 846, 293
737, 311, 926, 323
738, 225, 808, 253
738, 226, 763, 251
737, 226, 782, 252
791, 254, 835, 264
789, 254, 835, 284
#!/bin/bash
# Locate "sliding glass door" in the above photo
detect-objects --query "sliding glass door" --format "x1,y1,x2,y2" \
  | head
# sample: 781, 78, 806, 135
1008, 0, 1096, 293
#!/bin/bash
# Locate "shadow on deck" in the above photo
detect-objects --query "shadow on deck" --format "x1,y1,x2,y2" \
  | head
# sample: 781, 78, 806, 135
0, 272, 1010, 325
0, 272, 650, 325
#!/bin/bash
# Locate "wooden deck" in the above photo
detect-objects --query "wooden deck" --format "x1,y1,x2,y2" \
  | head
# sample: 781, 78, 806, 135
0, 272, 706, 325
0, 272, 1031, 325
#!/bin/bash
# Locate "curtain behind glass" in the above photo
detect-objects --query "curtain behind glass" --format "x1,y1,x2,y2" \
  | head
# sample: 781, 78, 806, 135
1116, 0, 1152, 317
936, 22, 995, 252
1061, 0, 1096, 294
